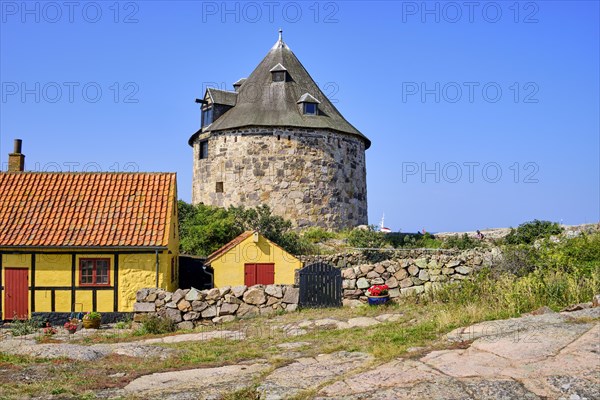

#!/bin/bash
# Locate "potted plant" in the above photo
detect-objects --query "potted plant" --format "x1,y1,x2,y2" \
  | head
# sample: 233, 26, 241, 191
366, 284, 390, 305
64, 320, 79, 334
82, 312, 102, 329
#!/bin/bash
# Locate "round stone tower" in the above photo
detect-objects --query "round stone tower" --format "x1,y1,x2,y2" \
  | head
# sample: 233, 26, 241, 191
188, 32, 370, 230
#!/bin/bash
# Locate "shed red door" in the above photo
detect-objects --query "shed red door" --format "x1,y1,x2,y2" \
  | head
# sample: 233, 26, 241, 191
244, 263, 275, 286
4, 268, 28, 320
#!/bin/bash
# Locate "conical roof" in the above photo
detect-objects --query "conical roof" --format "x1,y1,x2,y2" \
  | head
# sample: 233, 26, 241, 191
190, 36, 370, 148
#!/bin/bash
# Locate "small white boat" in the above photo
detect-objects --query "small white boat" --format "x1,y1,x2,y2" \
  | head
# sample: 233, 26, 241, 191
380, 214, 391, 233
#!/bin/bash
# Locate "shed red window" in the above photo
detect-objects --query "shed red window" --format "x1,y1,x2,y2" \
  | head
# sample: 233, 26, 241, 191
80, 259, 110, 286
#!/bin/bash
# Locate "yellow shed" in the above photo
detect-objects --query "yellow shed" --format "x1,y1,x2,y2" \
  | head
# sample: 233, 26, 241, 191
0, 160, 179, 321
206, 231, 302, 287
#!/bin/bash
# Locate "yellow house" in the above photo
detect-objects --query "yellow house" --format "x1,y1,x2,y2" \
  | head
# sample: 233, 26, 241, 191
0, 148, 179, 321
206, 231, 302, 287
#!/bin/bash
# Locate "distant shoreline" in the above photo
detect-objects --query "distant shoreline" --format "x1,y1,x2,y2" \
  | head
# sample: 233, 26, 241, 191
432, 223, 599, 240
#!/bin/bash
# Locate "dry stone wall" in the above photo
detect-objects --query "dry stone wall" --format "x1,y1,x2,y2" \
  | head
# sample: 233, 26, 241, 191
300, 248, 501, 305
299, 248, 499, 270
191, 127, 368, 230
136, 249, 501, 327
133, 285, 299, 330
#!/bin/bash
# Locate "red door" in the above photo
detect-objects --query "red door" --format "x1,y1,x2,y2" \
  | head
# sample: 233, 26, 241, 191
4, 268, 29, 320
244, 264, 256, 286
244, 263, 275, 286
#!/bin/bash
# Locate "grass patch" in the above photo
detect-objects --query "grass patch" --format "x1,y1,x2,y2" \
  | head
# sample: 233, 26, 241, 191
219, 385, 261, 400
0, 352, 51, 366
173, 338, 275, 365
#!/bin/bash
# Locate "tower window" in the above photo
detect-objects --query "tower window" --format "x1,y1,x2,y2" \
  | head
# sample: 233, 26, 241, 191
216, 182, 224, 193
199, 140, 208, 159
297, 93, 320, 116
270, 63, 288, 82
272, 71, 285, 82
303, 102, 317, 115
202, 107, 213, 127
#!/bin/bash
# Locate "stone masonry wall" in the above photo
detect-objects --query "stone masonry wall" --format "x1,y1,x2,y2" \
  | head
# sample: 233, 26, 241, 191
136, 249, 500, 327
191, 127, 368, 230
299, 248, 499, 270
300, 248, 501, 305
133, 285, 299, 330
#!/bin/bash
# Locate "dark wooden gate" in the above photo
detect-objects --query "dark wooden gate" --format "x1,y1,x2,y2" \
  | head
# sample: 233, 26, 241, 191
298, 262, 342, 308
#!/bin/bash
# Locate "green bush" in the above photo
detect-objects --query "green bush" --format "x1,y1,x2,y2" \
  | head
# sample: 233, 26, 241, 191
535, 232, 600, 276
498, 232, 600, 277
443, 233, 481, 250
495, 244, 538, 276
504, 220, 563, 245
385, 232, 442, 249
302, 227, 337, 244
137, 315, 176, 335
10, 317, 43, 336
115, 315, 132, 329
347, 226, 386, 248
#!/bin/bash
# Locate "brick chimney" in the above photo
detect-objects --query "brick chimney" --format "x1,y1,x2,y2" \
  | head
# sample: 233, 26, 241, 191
8, 139, 25, 172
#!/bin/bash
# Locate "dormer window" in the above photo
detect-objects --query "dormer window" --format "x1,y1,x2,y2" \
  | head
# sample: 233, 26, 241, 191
233, 78, 246, 92
270, 63, 288, 82
198, 87, 237, 129
303, 103, 317, 115
202, 106, 213, 127
297, 93, 320, 115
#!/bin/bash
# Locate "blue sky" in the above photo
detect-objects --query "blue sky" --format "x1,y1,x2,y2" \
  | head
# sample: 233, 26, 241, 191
1, 1, 598, 232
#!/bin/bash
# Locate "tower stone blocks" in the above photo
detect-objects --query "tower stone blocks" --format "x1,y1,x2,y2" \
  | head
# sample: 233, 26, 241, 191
191, 127, 367, 229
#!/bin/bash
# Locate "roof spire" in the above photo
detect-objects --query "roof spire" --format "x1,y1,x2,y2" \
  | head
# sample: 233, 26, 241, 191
278, 28, 283, 43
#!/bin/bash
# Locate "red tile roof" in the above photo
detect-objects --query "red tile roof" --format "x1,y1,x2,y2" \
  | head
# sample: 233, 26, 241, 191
205, 231, 254, 264
0, 172, 177, 248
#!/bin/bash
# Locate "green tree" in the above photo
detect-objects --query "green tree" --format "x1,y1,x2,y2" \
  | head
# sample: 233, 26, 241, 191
231, 205, 292, 241
178, 201, 242, 257
231, 205, 313, 255
178, 202, 313, 256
